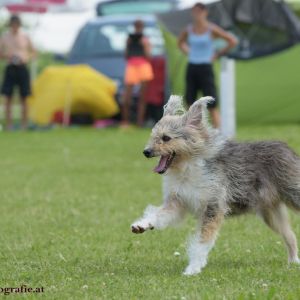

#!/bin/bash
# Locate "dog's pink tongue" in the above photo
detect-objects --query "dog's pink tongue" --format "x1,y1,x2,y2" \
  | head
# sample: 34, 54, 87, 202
154, 156, 168, 173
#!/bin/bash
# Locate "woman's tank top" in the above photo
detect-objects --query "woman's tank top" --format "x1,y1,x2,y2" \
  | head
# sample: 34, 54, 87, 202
127, 33, 145, 58
187, 25, 214, 64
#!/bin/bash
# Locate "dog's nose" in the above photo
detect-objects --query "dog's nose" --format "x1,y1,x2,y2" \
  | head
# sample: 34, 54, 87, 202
143, 149, 152, 158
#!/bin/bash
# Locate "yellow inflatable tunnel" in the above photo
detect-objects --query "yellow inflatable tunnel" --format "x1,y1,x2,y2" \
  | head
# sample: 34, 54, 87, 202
28, 65, 119, 125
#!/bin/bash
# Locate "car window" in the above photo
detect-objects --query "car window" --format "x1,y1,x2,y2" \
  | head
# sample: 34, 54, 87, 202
97, 1, 173, 16
72, 23, 164, 57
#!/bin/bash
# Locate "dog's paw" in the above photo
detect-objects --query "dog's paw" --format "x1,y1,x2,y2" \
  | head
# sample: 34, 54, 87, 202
183, 265, 202, 276
131, 225, 146, 234
131, 222, 154, 234
289, 257, 300, 264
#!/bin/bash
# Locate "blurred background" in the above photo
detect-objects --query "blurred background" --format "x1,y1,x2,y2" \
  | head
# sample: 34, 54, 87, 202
0, 0, 300, 129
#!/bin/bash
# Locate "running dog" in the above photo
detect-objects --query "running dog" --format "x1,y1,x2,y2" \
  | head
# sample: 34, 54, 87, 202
131, 95, 300, 275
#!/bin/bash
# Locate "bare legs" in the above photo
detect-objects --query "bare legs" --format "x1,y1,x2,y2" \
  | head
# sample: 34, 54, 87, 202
121, 81, 148, 127
122, 86, 220, 128
4, 97, 28, 130
209, 107, 221, 128
4, 96, 13, 130
121, 84, 133, 126
137, 81, 147, 127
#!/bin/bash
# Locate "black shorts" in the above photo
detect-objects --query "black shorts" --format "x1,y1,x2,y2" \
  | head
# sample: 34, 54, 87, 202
1, 64, 31, 99
185, 63, 218, 109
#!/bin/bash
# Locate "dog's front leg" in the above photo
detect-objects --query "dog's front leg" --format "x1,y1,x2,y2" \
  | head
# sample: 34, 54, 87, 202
131, 199, 185, 234
183, 209, 224, 276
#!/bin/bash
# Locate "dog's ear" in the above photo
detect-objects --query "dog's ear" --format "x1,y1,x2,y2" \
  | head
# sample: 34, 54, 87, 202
183, 96, 214, 128
163, 95, 185, 116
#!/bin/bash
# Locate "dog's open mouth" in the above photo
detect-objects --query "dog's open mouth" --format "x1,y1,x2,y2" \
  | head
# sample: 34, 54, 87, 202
154, 152, 176, 174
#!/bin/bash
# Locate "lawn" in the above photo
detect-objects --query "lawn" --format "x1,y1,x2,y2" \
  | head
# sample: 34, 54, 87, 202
0, 125, 300, 299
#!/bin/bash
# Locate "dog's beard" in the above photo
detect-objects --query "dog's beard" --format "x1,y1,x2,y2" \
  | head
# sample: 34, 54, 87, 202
153, 152, 176, 174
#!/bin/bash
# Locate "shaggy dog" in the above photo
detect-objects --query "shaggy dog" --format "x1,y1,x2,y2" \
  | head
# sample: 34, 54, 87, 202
131, 95, 300, 275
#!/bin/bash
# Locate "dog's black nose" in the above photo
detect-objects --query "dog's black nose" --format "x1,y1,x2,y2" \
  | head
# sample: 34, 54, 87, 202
143, 149, 152, 158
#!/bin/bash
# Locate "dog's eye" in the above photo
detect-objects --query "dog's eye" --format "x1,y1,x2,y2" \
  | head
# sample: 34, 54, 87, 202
162, 135, 171, 142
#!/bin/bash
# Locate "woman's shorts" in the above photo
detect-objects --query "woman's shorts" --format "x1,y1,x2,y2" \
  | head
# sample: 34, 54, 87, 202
124, 59, 154, 85
185, 63, 218, 109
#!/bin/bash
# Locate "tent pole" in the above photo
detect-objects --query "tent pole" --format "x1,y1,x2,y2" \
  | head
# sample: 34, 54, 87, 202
220, 57, 236, 138
63, 80, 72, 126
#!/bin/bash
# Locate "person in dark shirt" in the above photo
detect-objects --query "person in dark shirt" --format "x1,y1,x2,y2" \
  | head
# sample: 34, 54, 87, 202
121, 20, 154, 127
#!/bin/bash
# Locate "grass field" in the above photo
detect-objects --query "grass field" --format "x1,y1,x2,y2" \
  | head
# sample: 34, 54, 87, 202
0, 125, 300, 299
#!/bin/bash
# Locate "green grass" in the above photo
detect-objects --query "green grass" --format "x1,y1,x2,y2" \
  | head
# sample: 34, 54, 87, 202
0, 125, 300, 299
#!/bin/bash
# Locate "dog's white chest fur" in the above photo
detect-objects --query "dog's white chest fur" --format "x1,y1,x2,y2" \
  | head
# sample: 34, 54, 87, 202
163, 159, 215, 213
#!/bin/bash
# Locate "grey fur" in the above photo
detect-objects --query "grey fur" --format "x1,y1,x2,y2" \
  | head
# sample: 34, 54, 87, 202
210, 140, 300, 215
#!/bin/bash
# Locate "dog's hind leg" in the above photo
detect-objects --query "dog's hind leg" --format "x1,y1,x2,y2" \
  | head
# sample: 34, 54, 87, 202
260, 203, 300, 264
183, 208, 224, 276
131, 199, 185, 234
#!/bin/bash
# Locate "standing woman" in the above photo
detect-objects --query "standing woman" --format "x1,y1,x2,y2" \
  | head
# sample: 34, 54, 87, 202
121, 20, 154, 127
178, 2, 237, 128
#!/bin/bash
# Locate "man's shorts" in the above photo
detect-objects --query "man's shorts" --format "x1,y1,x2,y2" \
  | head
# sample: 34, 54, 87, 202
1, 64, 31, 99
124, 57, 154, 85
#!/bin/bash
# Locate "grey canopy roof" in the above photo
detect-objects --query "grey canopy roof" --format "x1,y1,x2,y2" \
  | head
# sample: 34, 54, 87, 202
157, 0, 300, 60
